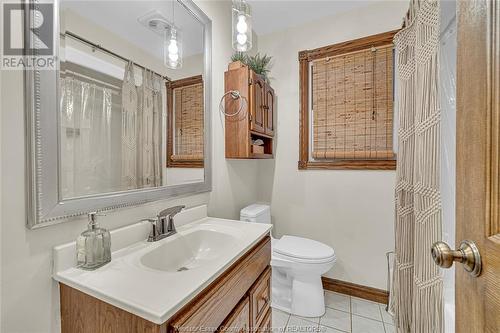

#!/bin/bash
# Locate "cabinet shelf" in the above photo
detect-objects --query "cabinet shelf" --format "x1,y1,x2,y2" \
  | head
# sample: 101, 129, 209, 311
250, 153, 273, 159
250, 131, 273, 139
224, 62, 275, 159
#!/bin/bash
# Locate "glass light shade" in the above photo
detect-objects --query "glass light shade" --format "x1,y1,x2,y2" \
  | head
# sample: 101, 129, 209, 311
232, 0, 252, 52
164, 27, 182, 69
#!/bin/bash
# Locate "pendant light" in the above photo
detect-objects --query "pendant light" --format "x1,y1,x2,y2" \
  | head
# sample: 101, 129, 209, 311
165, 0, 182, 69
232, 0, 252, 52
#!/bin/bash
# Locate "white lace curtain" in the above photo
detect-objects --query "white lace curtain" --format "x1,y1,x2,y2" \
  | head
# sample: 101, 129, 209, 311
121, 62, 163, 189
391, 0, 443, 332
60, 76, 114, 198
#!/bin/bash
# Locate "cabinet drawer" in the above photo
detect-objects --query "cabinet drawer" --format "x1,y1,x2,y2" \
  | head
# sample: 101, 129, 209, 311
169, 236, 271, 333
249, 267, 271, 328
218, 297, 250, 333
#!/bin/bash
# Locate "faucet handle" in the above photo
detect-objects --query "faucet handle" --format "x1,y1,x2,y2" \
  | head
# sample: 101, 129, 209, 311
141, 217, 160, 242
157, 205, 185, 234
141, 217, 158, 224
158, 205, 186, 219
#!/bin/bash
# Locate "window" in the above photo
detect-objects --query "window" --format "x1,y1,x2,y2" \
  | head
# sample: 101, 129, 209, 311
166, 75, 204, 168
298, 30, 399, 170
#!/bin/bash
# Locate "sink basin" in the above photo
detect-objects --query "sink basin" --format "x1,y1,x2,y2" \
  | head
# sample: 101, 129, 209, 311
140, 229, 238, 272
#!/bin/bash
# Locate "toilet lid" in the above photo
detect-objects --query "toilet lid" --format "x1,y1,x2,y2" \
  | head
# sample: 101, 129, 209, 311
273, 236, 335, 261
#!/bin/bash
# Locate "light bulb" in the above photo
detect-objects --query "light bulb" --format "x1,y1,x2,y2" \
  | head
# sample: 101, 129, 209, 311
168, 39, 178, 54
236, 15, 248, 34
237, 33, 247, 45
168, 53, 179, 62
163, 27, 182, 69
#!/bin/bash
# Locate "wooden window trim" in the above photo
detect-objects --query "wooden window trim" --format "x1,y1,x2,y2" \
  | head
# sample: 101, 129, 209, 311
298, 30, 399, 171
166, 75, 204, 168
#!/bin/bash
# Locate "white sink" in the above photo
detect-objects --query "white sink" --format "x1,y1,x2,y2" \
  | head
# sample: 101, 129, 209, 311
140, 229, 238, 272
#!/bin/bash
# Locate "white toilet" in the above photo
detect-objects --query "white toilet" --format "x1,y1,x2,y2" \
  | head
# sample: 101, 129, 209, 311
240, 204, 336, 317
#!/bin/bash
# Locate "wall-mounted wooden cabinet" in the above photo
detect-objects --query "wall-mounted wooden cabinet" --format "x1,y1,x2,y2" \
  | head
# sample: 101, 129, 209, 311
224, 62, 275, 159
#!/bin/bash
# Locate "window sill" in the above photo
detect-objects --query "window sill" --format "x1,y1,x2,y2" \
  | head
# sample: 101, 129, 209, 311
167, 160, 204, 168
298, 160, 396, 170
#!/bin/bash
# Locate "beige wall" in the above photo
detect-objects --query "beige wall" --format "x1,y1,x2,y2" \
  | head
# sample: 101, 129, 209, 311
256, 1, 408, 290
167, 53, 204, 80
0, 1, 262, 332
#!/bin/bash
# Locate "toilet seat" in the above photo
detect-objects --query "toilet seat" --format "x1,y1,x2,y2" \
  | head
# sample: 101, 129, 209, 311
273, 236, 336, 264
272, 251, 336, 264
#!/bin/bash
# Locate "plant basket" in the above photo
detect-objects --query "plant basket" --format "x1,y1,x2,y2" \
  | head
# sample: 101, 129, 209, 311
228, 61, 247, 71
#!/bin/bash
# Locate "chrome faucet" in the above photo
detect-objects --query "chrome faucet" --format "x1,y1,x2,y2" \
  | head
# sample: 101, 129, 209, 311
143, 205, 185, 242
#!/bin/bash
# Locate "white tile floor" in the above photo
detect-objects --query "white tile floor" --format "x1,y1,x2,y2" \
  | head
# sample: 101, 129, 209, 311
272, 291, 395, 333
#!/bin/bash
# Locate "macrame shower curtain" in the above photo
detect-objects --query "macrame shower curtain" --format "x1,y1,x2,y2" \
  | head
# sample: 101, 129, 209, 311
391, 0, 443, 332
122, 62, 139, 189
137, 69, 163, 187
121, 62, 163, 189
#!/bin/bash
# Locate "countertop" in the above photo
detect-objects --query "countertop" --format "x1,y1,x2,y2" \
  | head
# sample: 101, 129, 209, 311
53, 208, 271, 325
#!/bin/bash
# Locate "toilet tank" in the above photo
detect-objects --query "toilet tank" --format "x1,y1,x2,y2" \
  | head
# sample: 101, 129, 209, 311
240, 204, 271, 224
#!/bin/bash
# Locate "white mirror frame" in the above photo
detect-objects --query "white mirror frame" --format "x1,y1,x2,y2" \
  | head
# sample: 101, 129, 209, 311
24, 0, 212, 229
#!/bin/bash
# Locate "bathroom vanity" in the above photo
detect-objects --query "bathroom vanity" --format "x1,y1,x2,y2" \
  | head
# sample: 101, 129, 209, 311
53, 207, 272, 333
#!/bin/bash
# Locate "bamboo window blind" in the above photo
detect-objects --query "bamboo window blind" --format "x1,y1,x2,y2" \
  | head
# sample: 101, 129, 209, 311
311, 44, 394, 160
172, 82, 204, 161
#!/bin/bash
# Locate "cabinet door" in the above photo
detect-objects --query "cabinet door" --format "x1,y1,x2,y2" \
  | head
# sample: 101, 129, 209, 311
256, 309, 271, 333
250, 75, 265, 134
249, 267, 271, 328
264, 86, 275, 136
219, 297, 250, 333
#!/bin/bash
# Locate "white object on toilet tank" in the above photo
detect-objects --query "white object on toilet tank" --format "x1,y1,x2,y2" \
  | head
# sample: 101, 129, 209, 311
240, 204, 271, 224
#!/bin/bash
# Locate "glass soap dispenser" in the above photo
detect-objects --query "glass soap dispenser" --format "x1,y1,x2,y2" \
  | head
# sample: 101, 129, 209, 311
76, 212, 111, 270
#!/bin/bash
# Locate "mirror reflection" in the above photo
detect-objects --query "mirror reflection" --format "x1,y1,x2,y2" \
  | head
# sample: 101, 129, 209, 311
59, 0, 205, 199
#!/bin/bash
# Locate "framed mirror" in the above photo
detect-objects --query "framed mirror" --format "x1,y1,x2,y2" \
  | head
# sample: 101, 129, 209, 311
24, 0, 211, 228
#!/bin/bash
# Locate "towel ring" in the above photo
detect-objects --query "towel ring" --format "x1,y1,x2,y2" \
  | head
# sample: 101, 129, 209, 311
219, 90, 247, 117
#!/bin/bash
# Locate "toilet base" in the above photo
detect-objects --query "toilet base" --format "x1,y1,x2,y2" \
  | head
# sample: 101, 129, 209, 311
271, 264, 330, 318
290, 274, 325, 317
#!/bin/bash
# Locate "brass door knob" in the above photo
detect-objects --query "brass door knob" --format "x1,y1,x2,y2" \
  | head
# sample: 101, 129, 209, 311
431, 240, 482, 277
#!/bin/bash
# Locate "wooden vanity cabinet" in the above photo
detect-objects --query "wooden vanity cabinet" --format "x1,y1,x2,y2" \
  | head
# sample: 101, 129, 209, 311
224, 62, 275, 159
218, 297, 251, 333
219, 268, 271, 333
59, 236, 272, 333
